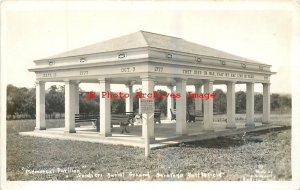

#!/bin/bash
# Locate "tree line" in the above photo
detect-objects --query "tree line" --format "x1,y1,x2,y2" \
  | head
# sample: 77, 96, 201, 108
6, 84, 291, 120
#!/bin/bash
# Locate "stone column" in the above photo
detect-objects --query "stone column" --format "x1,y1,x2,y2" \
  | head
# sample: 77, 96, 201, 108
74, 83, 80, 127
139, 98, 142, 115
226, 81, 236, 129
125, 84, 133, 112
35, 81, 46, 130
195, 84, 203, 113
175, 78, 187, 135
262, 83, 271, 124
99, 78, 111, 137
167, 85, 174, 120
138, 88, 142, 115
64, 80, 76, 133
75, 83, 80, 114
141, 76, 155, 138
203, 80, 214, 131
246, 82, 255, 127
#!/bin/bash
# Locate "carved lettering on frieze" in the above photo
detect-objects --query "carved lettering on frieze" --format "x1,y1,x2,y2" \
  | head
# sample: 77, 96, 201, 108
42, 72, 56, 78
80, 71, 89, 76
154, 67, 164, 72
121, 67, 136, 73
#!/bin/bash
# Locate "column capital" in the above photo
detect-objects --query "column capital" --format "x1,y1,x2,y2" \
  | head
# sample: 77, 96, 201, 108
63, 80, 76, 84
167, 84, 174, 90
194, 83, 203, 88
204, 79, 214, 83
35, 80, 45, 86
140, 75, 155, 81
169, 79, 176, 85
226, 81, 237, 85
175, 77, 187, 83
98, 77, 111, 83
125, 83, 132, 88
127, 80, 137, 86
262, 82, 271, 85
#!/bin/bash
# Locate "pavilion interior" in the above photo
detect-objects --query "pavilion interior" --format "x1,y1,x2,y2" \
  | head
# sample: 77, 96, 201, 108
34, 77, 266, 143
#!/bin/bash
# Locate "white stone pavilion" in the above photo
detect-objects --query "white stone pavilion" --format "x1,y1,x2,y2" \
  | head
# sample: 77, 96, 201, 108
28, 31, 275, 146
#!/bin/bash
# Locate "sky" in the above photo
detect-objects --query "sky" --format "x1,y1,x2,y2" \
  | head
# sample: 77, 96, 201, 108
1, 1, 294, 94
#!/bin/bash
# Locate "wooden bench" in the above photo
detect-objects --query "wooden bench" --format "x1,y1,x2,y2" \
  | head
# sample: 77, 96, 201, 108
187, 110, 195, 122
111, 114, 131, 133
170, 108, 176, 121
195, 110, 203, 122
124, 112, 135, 126
170, 109, 191, 122
187, 110, 203, 122
75, 113, 100, 131
154, 109, 161, 124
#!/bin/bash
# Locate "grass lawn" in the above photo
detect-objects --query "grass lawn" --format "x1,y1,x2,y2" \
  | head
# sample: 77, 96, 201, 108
6, 117, 291, 181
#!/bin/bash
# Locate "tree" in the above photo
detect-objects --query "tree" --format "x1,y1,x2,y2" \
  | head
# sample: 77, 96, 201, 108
236, 91, 246, 113
79, 91, 99, 114
213, 89, 226, 114
23, 88, 36, 118
7, 85, 36, 119
55, 85, 65, 116
280, 95, 291, 108
155, 89, 168, 115
45, 85, 65, 118
254, 94, 263, 112
271, 93, 291, 113
7, 85, 18, 118
271, 93, 280, 111
186, 92, 194, 112
7, 84, 292, 120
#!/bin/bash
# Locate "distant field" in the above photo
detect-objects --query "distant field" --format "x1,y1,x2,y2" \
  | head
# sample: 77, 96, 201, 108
6, 114, 291, 181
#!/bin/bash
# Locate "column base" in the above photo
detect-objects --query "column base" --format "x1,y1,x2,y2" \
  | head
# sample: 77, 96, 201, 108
203, 128, 214, 133
226, 124, 237, 129
64, 130, 76, 133
175, 132, 188, 136
245, 123, 255, 128
262, 122, 271, 127
99, 133, 112, 137
141, 137, 156, 143
35, 127, 46, 131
